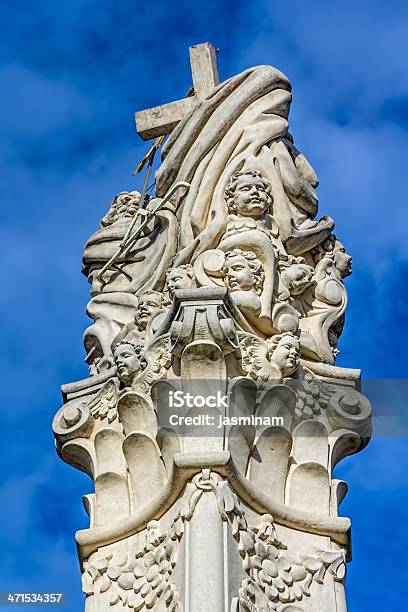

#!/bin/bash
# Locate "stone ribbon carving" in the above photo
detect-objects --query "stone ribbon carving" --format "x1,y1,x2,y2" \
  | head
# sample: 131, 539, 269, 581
53, 43, 370, 612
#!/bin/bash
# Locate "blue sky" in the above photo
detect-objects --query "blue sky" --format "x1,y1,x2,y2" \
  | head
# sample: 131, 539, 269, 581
0, 0, 407, 610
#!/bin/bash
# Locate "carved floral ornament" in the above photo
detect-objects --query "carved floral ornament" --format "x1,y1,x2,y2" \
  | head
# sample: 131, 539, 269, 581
82, 471, 346, 611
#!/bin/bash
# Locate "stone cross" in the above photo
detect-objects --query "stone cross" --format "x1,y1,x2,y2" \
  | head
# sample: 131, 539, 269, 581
135, 42, 220, 140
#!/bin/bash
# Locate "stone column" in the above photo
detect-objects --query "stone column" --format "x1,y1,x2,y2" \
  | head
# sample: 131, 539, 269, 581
53, 43, 370, 612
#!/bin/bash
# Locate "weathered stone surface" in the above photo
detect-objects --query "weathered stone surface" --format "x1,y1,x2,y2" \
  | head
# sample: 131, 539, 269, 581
135, 42, 220, 140
54, 42, 370, 612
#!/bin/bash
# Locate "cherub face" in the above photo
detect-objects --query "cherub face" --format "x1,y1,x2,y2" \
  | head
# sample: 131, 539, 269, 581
282, 261, 314, 295
270, 335, 300, 377
167, 268, 193, 296
114, 343, 141, 386
232, 174, 270, 218
334, 241, 352, 278
136, 293, 163, 330
224, 255, 254, 291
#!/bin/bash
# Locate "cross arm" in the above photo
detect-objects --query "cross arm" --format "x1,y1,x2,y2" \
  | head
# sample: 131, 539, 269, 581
135, 96, 196, 141
135, 42, 220, 141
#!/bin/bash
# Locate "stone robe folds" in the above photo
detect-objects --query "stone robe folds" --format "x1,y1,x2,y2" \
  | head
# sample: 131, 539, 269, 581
155, 65, 334, 266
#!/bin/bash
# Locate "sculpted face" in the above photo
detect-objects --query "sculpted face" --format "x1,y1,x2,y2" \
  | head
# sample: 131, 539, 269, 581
334, 241, 352, 278
114, 343, 142, 386
136, 292, 164, 330
232, 174, 271, 218
269, 335, 300, 377
167, 267, 194, 297
224, 254, 254, 291
282, 261, 314, 295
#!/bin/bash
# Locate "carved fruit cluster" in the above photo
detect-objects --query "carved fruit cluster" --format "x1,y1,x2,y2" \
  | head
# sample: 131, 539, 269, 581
293, 375, 329, 419
215, 480, 345, 611
82, 517, 184, 610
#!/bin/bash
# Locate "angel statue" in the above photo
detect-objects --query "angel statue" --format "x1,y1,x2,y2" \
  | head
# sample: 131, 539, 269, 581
222, 249, 264, 316
87, 340, 147, 422
297, 235, 352, 364
239, 331, 300, 382
87, 333, 171, 424
113, 340, 147, 389
166, 264, 196, 299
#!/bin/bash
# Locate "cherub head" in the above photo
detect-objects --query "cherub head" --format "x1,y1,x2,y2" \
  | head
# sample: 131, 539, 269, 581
313, 235, 352, 280
225, 170, 272, 218
166, 264, 195, 298
135, 290, 169, 331
266, 332, 300, 377
113, 340, 147, 386
222, 249, 264, 295
279, 256, 314, 296
333, 240, 352, 278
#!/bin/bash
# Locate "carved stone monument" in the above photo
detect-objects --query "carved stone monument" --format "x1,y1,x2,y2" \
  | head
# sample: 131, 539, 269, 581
53, 43, 371, 611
